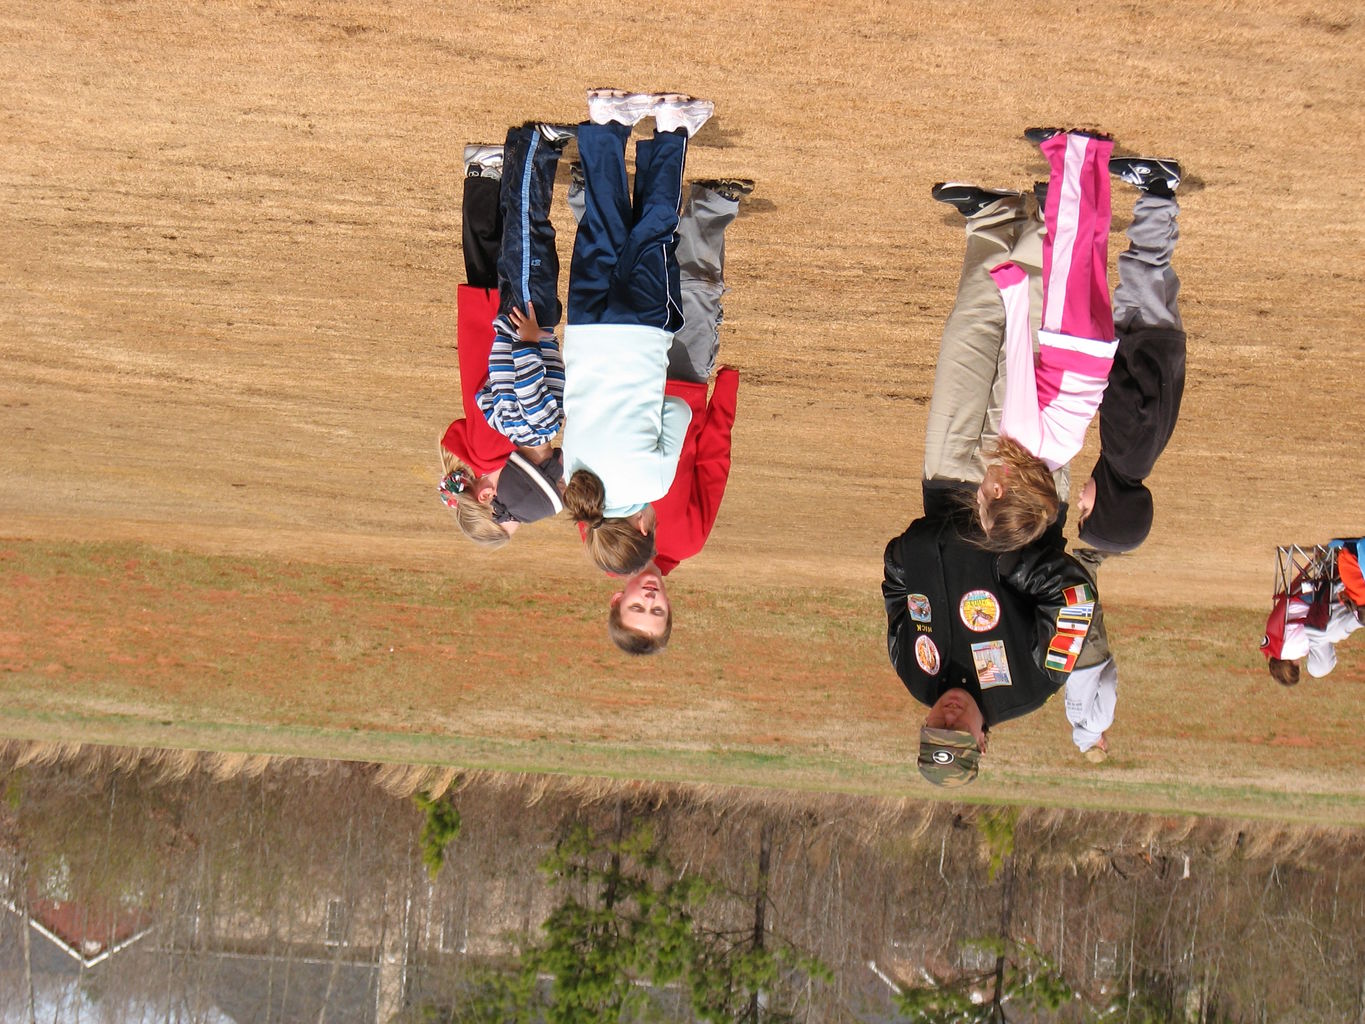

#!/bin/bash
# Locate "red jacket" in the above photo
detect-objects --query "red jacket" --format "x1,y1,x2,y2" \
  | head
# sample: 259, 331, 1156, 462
653, 368, 739, 575
440, 284, 514, 477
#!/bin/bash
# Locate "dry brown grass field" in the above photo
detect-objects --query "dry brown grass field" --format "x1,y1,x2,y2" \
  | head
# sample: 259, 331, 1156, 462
2, 1, 1363, 817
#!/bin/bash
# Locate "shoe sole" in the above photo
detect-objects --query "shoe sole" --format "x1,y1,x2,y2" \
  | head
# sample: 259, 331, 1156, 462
1109, 159, 1181, 189
587, 91, 657, 126
931, 182, 1020, 199
1025, 127, 1112, 144
655, 97, 714, 136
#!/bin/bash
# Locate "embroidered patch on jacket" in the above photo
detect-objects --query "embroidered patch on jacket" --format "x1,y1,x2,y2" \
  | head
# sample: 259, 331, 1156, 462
959, 589, 1001, 632
1045, 631, 1087, 672
971, 640, 1012, 688
1063, 583, 1095, 606
1055, 600, 1094, 636
1046, 582, 1095, 673
915, 635, 941, 675
907, 594, 932, 623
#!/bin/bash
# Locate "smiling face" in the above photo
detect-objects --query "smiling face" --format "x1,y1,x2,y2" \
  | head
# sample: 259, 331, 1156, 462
611, 564, 671, 638
923, 687, 987, 752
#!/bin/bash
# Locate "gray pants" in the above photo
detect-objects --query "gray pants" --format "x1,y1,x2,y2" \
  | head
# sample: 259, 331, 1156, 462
922, 195, 1067, 497
1113, 193, 1181, 333
568, 180, 736, 384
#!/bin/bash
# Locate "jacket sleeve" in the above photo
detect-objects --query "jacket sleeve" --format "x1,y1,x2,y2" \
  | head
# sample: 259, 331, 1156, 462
999, 545, 1101, 685
1094, 328, 1187, 482
655, 395, 694, 494
879, 537, 911, 674
680, 367, 738, 542
882, 534, 919, 691
456, 284, 499, 417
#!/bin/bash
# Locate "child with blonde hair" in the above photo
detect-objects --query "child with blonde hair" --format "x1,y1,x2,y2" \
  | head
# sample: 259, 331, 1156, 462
439, 129, 568, 546
940, 129, 1119, 551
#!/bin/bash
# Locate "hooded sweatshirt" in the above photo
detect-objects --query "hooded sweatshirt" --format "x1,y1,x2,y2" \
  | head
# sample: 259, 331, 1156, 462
1079, 324, 1186, 552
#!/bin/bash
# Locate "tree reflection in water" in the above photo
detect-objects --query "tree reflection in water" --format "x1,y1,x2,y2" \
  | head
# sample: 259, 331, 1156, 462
1, 742, 1362, 1023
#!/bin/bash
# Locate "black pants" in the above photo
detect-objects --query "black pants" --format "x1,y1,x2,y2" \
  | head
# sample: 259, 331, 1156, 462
461, 174, 501, 291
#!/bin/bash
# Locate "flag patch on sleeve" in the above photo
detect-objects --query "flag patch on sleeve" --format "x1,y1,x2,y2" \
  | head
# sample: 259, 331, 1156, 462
1063, 583, 1095, 606
1047, 583, 1096, 674
1045, 630, 1086, 672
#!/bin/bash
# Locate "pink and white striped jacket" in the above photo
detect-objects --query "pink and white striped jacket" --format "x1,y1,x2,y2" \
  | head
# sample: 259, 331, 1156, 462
991, 262, 1117, 471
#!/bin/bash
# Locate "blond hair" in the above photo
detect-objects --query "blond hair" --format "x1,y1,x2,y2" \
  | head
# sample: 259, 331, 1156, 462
563, 469, 655, 575
976, 436, 1059, 552
440, 447, 510, 549
608, 601, 672, 656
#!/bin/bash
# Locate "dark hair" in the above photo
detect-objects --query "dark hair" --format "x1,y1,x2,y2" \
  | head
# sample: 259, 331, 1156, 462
608, 600, 672, 655
564, 469, 655, 575
1268, 658, 1300, 687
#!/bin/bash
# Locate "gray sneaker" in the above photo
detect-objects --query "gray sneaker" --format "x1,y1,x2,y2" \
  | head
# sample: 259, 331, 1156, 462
586, 87, 656, 127
463, 144, 503, 180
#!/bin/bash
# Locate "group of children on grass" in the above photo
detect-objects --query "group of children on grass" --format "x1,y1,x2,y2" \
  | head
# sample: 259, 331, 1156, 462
437, 100, 1357, 743
439, 89, 748, 655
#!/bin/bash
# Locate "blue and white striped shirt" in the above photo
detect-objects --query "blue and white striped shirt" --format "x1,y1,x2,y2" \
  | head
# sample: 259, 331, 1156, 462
475, 320, 565, 447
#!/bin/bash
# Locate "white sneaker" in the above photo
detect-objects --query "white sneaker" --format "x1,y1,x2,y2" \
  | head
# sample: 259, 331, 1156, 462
586, 88, 656, 127
653, 94, 714, 138
462, 144, 503, 179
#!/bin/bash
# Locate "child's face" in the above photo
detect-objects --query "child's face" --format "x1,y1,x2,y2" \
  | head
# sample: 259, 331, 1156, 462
611, 565, 670, 638
977, 464, 1010, 526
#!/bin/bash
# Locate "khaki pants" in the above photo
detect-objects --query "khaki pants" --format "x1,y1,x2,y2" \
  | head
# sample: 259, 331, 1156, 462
922, 195, 1067, 500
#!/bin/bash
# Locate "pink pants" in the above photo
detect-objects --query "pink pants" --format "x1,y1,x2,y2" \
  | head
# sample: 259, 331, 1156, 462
1039, 132, 1114, 342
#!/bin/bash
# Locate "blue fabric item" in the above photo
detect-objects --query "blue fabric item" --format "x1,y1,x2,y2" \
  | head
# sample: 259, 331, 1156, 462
567, 122, 685, 332
497, 125, 563, 328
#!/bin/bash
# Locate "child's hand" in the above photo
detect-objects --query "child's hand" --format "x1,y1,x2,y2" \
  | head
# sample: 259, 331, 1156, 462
510, 303, 541, 343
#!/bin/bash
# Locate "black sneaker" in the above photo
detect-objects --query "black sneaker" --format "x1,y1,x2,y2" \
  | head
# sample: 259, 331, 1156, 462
1109, 157, 1181, 195
531, 122, 578, 150
931, 182, 1022, 218
1024, 126, 1064, 144
694, 178, 755, 203
569, 160, 585, 192
1024, 126, 1114, 145
1032, 180, 1048, 211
